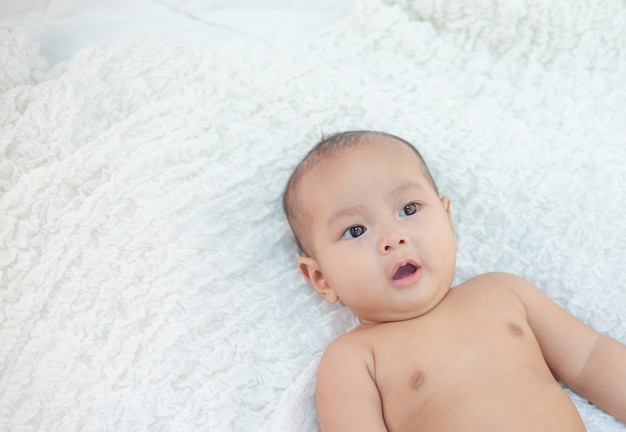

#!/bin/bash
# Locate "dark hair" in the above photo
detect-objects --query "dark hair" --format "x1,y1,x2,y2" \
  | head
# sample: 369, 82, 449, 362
283, 130, 438, 255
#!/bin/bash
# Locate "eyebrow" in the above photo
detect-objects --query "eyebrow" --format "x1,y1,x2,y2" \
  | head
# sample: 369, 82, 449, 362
327, 205, 365, 229
391, 181, 425, 196
326, 182, 426, 228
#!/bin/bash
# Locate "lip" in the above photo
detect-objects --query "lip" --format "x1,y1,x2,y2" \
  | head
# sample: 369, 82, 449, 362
390, 259, 422, 288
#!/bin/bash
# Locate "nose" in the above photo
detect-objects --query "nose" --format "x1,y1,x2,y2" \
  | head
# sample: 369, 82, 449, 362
379, 230, 409, 254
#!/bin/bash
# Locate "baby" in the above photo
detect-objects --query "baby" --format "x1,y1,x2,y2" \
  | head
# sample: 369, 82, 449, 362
283, 130, 626, 431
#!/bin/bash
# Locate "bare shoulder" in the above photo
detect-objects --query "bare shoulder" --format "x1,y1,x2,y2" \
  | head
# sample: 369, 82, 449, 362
321, 330, 372, 361
463, 271, 534, 288
453, 271, 540, 305
478, 272, 566, 311
470, 272, 603, 388
461, 271, 543, 301
316, 331, 387, 431
319, 329, 375, 379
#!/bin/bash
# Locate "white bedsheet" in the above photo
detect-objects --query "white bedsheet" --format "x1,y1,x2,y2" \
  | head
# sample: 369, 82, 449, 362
0, 0, 352, 65
1, 0, 626, 431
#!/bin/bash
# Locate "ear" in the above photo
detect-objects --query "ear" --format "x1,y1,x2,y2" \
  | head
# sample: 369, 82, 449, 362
441, 195, 451, 217
297, 256, 340, 303
440, 196, 458, 247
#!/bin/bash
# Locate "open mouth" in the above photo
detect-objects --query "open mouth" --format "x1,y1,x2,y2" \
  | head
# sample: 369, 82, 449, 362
393, 263, 418, 281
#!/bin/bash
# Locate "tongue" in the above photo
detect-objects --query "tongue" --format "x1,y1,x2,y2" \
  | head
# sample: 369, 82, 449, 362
393, 263, 417, 280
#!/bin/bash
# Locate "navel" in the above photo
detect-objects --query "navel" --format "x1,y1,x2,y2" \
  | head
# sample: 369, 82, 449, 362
508, 323, 524, 338
409, 370, 425, 390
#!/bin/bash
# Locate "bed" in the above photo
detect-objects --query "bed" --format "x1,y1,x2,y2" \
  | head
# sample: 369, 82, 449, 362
1, 0, 625, 430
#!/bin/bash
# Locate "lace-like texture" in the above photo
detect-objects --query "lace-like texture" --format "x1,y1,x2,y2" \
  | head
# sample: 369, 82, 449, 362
1, 0, 626, 430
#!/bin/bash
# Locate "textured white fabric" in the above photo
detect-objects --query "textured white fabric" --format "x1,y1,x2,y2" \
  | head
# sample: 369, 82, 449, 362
0, 0, 351, 65
1, 0, 626, 430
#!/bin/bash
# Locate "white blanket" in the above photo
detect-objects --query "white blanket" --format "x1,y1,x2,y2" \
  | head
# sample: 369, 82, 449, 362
1, 0, 626, 430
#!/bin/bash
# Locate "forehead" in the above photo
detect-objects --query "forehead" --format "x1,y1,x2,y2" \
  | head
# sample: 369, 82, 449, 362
316, 136, 423, 175
300, 137, 430, 205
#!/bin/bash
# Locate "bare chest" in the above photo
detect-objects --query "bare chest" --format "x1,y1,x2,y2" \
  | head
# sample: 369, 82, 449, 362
372, 296, 538, 397
364, 288, 583, 431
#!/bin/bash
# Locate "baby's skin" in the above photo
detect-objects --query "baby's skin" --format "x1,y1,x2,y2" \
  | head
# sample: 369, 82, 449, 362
317, 273, 587, 431
286, 132, 626, 431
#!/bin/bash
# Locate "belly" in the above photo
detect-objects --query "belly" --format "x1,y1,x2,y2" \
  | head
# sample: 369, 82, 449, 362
372, 358, 585, 432
375, 342, 586, 432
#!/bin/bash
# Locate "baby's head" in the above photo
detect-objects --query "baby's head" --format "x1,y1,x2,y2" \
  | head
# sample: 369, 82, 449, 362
284, 131, 439, 256
283, 131, 457, 324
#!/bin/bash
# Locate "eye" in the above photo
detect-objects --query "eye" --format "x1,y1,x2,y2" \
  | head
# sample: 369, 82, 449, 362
342, 225, 366, 239
400, 203, 419, 216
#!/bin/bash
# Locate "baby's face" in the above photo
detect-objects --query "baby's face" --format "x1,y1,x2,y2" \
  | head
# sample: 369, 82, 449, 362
298, 137, 457, 324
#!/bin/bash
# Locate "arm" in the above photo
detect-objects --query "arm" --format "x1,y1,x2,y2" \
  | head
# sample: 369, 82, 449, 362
574, 333, 626, 422
503, 273, 626, 423
315, 337, 388, 432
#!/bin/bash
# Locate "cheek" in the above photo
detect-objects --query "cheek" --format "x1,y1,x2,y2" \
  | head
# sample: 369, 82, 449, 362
319, 246, 371, 284
418, 219, 456, 255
